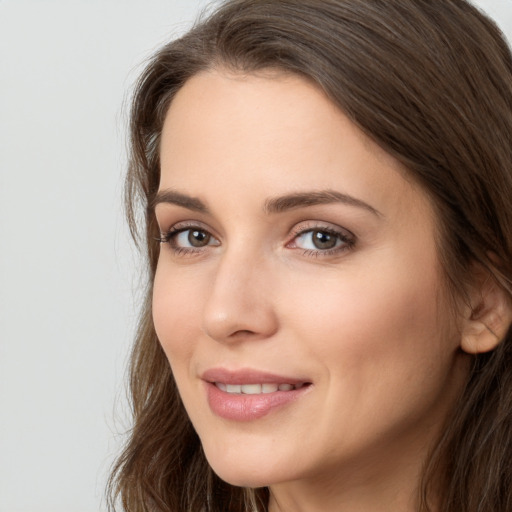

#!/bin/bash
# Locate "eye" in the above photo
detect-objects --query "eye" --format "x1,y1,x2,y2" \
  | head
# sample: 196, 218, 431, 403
289, 224, 355, 256
296, 229, 340, 250
175, 228, 213, 248
158, 225, 220, 253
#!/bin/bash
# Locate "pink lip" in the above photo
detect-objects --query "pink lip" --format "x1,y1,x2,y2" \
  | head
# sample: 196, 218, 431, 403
201, 368, 312, 422
201, 367, 307, 385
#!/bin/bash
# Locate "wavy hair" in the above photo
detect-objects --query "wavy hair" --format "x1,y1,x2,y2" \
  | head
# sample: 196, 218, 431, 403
108, 1, 512, 510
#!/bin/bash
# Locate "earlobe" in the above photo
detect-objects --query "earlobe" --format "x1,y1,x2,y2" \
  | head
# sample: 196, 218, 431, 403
460, 270, 512, 354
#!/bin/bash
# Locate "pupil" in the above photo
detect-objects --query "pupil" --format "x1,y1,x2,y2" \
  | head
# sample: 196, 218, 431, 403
313, 230, 337, 249
189, 230, 210, 247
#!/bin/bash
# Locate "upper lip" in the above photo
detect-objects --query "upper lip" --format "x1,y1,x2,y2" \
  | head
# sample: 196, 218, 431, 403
201, 367, 309, 385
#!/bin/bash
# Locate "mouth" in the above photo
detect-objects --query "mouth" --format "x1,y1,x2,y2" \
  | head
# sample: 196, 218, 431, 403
202, 368, 312, 421
214, 382, 309, 394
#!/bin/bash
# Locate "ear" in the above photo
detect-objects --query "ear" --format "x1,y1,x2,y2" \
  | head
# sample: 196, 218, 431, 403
460, 268, 512, 354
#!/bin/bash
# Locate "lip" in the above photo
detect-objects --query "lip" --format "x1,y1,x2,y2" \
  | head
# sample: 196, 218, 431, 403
201, 367, 308, 385
202, 367, 312, 421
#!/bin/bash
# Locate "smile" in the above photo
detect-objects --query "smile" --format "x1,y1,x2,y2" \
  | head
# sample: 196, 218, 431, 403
201, 368, 312, 421
215, 382, 307, 394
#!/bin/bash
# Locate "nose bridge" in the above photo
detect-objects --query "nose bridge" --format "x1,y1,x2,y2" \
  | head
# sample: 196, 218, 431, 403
202, 240, 278, 342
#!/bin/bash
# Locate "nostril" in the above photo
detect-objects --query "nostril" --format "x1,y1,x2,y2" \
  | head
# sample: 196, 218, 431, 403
231, 329, 256, 337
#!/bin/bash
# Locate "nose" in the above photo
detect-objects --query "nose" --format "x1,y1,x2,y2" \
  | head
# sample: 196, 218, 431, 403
202, 248, 279, 343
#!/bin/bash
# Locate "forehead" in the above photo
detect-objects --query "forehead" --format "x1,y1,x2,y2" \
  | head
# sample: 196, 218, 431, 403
162, 69, 377, 159
159, 69, 431, 222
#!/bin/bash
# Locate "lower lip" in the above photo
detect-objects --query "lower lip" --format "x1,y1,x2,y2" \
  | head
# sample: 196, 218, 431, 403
205, 382, 310, 421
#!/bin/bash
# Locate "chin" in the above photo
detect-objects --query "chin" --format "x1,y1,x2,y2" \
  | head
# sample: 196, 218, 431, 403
202, 444, 289, 488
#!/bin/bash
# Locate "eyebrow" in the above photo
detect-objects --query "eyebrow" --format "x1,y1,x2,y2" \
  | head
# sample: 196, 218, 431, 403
264, 190, 382, 217
152, 189, 209, 213
152, 188, 381, 217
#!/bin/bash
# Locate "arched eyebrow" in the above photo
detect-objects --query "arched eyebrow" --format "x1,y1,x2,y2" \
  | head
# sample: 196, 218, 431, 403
152, 189, 209, 213
152, 188, 381, 217
264, 190, 382, 217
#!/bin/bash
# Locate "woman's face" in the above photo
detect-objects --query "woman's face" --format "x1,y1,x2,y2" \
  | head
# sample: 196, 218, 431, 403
153, 70, 468, 495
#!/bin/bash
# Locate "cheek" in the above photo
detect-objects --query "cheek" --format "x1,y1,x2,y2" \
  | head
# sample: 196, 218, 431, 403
152, 260, 204, 366
277, 254, 461, 458
284, 253, 453, 379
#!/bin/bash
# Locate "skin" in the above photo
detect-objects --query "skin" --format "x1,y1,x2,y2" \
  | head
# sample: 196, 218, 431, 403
152, 69, 470, 511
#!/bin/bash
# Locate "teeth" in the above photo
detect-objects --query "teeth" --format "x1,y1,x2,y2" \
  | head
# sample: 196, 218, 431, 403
215, 382, 303, 394
241, 384, 262, 394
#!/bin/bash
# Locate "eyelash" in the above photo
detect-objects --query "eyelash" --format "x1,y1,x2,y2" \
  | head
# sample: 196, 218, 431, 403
288, 224, 355, 257
156, 223, 356, 259
156, 223, 217, 257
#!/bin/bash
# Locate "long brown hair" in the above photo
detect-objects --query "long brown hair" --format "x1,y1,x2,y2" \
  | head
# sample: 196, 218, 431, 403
108, 1, 512, 510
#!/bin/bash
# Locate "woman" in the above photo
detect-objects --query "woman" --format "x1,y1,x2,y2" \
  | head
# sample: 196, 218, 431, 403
108, 1, 512, 511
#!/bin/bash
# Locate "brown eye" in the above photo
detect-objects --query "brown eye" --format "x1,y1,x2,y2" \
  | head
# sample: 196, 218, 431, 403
188, 229, 211, 247
292, 226, 354, 256
311, 230, 337, 250
163, 227, 220, 251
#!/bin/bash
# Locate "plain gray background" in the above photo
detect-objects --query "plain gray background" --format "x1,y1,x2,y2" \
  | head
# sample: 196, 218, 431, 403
1, 1, 511, 511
